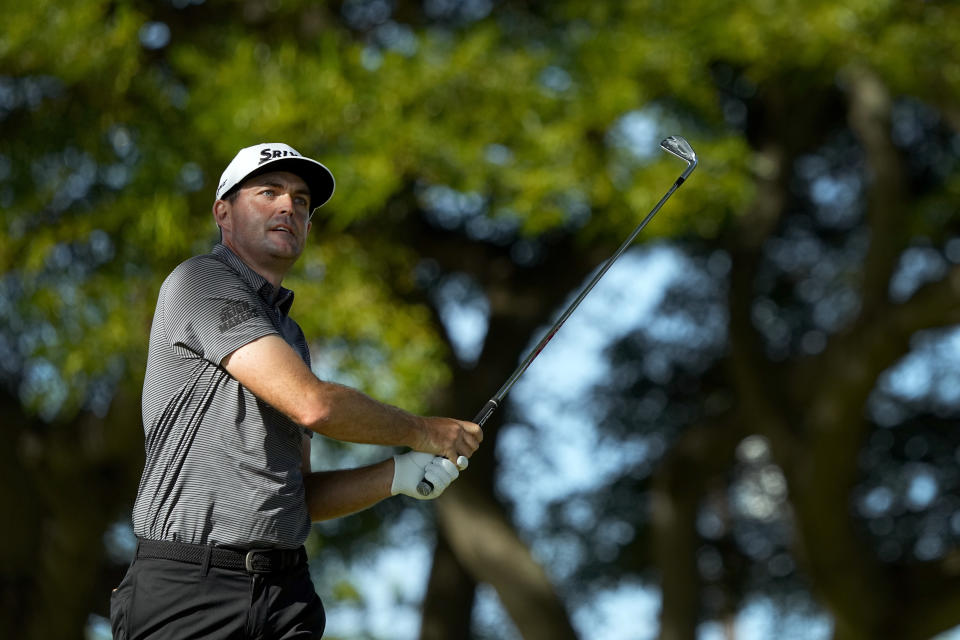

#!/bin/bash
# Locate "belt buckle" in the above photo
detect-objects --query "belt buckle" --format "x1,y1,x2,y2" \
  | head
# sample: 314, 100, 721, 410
244, 548, 273, 573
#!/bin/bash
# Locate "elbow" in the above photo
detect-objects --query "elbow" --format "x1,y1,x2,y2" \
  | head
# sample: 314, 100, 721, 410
294, 399, 332, 433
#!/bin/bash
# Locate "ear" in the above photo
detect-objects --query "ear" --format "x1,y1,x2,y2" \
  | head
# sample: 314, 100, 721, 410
213, 199, 231, 231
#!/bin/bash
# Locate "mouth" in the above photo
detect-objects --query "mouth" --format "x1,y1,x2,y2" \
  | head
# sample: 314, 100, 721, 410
270, 225, 295, 236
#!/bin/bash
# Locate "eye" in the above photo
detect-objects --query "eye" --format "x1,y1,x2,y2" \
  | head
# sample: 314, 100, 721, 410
260, 189, 276, 197
295, 197, 309, 206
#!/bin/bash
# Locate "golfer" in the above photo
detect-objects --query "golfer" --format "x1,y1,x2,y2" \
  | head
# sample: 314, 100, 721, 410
110, 143, 482, 639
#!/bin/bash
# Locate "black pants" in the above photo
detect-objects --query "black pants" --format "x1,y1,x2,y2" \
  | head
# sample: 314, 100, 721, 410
110, 552, 325, 639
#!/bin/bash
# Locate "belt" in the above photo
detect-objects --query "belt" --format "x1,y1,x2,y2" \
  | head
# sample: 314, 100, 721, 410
136, 538, 307, 574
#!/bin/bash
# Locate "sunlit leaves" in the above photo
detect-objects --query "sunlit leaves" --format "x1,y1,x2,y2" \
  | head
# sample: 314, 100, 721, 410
1, 0, 142, 86
4, 0, 957, 441
287, 234, 449, 412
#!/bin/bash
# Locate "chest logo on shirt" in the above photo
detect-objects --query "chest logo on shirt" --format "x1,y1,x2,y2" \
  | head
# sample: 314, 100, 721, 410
218, 300, 259, 332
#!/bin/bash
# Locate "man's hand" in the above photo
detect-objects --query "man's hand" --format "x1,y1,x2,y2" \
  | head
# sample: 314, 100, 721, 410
418, 417, 483, 464
392, 452, 468, 500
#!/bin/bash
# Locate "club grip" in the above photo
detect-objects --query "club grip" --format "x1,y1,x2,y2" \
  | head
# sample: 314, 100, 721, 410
416, 478, 433, 496
415, 400, 499, 496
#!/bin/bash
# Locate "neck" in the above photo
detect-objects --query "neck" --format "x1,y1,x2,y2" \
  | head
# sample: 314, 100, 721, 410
221, 239, 290, 289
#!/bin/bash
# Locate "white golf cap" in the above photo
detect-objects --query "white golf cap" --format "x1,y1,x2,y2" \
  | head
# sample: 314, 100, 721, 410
215, 143, 335, 209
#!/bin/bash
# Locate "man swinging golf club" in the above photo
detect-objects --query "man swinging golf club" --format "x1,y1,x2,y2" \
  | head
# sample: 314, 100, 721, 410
110, 143, 482, 640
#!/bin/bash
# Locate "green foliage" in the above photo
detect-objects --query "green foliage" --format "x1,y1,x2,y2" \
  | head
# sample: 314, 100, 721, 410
289, 234, 450, 412
6, 0, 960, 637
1, 0, 142, 82
0, 0, 760, 419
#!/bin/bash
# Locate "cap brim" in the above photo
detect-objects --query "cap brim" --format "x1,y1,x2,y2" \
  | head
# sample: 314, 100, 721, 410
244, 157, 336, 210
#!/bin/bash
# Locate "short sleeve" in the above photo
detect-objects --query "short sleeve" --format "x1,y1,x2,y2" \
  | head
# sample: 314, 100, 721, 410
160, 256, 279, 366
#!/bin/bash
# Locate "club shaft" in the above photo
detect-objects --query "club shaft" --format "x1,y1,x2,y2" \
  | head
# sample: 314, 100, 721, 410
416, 168, 693, 496
485, 175, 688, 413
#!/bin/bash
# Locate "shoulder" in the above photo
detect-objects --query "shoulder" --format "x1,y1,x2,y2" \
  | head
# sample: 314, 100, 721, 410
158, 255, 247, 314
164, 253, 236, 290
171, 253, 232, 278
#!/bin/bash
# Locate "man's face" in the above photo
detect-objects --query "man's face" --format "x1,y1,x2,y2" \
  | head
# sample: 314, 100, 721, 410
219, 171, 313, 266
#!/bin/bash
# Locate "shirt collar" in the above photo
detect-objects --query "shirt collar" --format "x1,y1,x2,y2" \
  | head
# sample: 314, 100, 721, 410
211, 243, 296, 315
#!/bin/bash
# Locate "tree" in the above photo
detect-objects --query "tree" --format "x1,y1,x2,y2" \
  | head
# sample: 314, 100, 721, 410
498, 2, 960, 640
3, 1, 589, 636
3, 1, 960, 639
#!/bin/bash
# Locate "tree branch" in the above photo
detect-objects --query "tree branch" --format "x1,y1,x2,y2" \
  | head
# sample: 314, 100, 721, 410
843, 65, 910, 321
437, 483, 579, 640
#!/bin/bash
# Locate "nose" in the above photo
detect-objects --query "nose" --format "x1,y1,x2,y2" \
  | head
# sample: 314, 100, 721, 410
276, 191, 294, 213
276, 190, 309, 219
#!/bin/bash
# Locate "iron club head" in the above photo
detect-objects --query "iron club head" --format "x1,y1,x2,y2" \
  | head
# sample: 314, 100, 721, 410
660, 135, 696, 164
660, 135, 698, 180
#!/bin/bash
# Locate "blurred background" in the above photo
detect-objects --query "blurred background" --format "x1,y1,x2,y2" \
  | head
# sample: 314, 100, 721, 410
4, 1, 960, 638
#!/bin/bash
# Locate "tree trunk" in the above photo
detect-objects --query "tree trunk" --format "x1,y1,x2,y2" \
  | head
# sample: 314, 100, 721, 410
436, 481, 578, 640
653, 421, 740, 640
418, 363, 580, 640
420, 533, 477, 640
0, 387, 141, 639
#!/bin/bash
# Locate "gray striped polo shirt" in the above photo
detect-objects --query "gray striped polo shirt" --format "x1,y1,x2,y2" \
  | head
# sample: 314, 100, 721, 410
132, 243, 313, 549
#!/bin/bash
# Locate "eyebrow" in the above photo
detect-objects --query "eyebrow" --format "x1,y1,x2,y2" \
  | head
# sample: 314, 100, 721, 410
256, 180, 310, 198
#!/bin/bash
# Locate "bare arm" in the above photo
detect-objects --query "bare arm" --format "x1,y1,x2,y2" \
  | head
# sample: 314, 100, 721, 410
222, 334, 482, 461
299, 434, 394, 521
303, 462, 395, 521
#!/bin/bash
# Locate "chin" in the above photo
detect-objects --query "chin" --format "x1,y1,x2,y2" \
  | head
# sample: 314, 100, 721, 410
269, 244, 303, 261
266, 236, 302, 254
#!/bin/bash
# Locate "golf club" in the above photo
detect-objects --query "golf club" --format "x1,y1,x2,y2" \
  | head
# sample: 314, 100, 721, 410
417, 135, 698, 495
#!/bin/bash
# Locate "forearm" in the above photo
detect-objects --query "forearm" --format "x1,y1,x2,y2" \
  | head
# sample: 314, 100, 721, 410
222, 335, 480, 459
307, 381, 425, 450
303, 459, 395, 521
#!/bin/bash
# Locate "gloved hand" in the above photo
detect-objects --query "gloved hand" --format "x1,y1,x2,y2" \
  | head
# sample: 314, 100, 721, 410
392, 452, 467, 500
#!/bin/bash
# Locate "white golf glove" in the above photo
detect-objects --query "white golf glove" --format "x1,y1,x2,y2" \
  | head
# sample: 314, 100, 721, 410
392, 452, 465, 500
